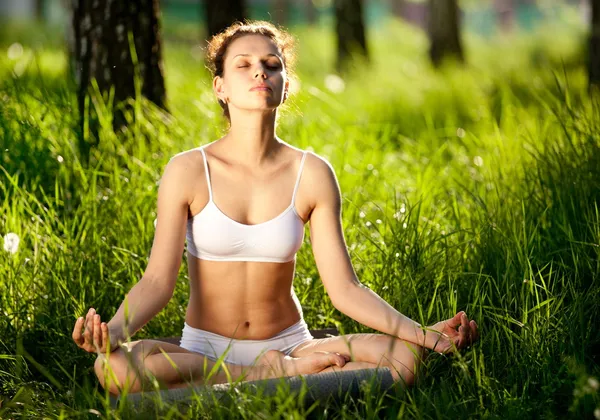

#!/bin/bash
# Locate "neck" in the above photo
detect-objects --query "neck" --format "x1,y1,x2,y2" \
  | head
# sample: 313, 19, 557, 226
222, 110, 280, 167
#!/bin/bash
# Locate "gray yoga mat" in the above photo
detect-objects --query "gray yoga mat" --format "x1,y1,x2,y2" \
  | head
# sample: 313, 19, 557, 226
112, 367, 395, 412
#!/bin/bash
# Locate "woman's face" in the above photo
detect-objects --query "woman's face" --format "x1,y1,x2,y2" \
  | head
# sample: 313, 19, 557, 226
213, 34, 288, 115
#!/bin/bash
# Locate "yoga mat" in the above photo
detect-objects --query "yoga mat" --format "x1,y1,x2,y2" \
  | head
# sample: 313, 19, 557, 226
112, 367, 395, 413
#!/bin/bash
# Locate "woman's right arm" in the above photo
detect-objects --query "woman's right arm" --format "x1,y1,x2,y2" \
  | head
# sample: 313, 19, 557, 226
73, 154, 196, 352
107, 155, 195, 343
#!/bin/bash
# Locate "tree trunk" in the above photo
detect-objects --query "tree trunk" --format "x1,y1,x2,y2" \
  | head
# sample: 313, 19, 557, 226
390, 0, 405, 19
34, 0, 45, 21
590, 0, 600, 90
204, 0, 246, 40
70, 0, 166, 156
428, 0, 463, 67
494, 0, 514, 32
272, 0, 289, 25
334, 0, 368, 73
305, 0, 317, 25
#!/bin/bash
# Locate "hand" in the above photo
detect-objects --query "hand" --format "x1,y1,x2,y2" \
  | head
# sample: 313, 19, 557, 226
424, 311, 479, 354
72, 307, 117, 354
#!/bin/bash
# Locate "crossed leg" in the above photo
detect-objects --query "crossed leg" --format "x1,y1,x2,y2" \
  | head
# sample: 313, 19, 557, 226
290, 333, 427, 386
94, 339, 350, 395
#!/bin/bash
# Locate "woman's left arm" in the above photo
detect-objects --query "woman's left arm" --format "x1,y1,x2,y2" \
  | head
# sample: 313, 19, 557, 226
306, 154, 477, 352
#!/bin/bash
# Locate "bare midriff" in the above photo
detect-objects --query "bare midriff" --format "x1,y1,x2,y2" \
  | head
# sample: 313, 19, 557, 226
185, 254, 303, 340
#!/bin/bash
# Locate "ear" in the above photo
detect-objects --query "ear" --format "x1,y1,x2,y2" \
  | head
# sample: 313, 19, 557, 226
213, 76, 226, 102
283, 79, 290, 102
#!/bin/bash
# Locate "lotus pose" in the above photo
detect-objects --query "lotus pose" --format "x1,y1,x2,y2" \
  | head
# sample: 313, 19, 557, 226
72, 21, 479, 395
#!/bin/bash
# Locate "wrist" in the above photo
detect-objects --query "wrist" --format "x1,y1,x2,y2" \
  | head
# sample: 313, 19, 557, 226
422, 325, 443, 350
107, 324, 127, 344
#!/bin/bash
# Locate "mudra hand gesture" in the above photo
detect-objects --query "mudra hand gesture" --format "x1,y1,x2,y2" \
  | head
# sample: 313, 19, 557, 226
425, 311, 479, 354
72, 308, 117, 354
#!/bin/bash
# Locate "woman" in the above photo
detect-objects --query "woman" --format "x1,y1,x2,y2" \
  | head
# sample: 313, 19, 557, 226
72, 21, 479, 396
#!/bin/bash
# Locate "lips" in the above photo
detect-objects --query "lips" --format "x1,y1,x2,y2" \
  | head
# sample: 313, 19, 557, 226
250, 84, 271, 91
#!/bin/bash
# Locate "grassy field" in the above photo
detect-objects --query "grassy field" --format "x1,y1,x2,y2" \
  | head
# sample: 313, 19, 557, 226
1, 11, 599, 419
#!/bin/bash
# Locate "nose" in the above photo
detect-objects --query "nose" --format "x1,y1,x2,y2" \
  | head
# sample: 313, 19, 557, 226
254, 64, 267, 79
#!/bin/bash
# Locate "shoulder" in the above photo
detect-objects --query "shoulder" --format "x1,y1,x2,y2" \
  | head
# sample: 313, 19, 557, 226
159, 147, 206, 202
302, 150, 341, 207
167, 147, 204, 171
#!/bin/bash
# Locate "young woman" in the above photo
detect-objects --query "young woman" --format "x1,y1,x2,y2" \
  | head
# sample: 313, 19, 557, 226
72, 21, 479, 396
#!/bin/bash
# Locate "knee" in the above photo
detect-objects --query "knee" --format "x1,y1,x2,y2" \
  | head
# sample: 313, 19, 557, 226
94, 349, 144, 396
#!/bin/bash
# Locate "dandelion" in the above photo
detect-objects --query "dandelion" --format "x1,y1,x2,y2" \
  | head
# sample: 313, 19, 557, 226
57, 155, 64, 163
3, 232, 20, 254
594, 408, 600, 420
365, 221, 372, 227
367, 164, 374, 171
473, 156, 484, 167
588, 377, 599, 391
359, 212, 366, 218
457, 128, 465, 138
324, 74, 345, 93
7, 43, 23, 60
402, 222, 408, 229
303, 277, 312, 286
376, 219, 382, 224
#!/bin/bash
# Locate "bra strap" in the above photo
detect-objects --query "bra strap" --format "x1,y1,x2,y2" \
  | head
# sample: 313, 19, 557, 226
199, 147, 213, 201
291, 151, 308, 205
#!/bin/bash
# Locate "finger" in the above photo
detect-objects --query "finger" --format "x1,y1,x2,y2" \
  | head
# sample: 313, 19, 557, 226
470, 320, 479, 343
461, 313, 472, 345
93, 314, 102, 350
446, 312, 464, 329
457, 326, 466, 349
101, 322, 109, 352
83, 309, 94, 345
72, 317, 85, 346
332, 352, 346, 367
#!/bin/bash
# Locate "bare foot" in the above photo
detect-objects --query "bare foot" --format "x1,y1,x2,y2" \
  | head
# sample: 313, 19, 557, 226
253, 350, 349, 380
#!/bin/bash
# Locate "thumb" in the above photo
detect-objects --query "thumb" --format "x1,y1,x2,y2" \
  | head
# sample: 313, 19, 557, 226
446, 312, 463, 328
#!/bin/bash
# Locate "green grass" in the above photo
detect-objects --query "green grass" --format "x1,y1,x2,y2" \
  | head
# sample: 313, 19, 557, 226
1, 13, 599, 418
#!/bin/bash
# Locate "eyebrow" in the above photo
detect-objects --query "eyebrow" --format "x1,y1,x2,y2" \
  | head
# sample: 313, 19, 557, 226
233, 53, 281, 59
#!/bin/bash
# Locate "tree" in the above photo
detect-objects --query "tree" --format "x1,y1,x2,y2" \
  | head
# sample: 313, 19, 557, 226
305, 0, 317, 25
70, 0, 166, 156
428, 0, 463, 67
494, 0, 514, 32
590, 0, 600, 90
272, 0, 289, 25
334, 0, 368, 73
390, 0, 405, 19
34, 0, 45, 21
205, 0, 247, 40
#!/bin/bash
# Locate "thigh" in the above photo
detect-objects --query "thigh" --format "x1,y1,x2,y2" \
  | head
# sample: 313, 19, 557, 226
289, 333, 425, 385
112, 339, 198, 364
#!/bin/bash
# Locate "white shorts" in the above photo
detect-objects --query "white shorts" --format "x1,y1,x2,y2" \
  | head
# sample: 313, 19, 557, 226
179, 318, 314, 366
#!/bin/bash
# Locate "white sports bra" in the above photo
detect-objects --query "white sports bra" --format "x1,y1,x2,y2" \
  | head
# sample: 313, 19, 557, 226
185, 146, 307, 263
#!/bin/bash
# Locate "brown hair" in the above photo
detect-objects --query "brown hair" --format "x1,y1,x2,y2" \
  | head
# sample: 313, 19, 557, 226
205, 20, 297, 121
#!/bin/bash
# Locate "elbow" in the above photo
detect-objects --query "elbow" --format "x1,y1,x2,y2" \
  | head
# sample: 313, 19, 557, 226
329, 283, 359, 312
140, 274, 176, 306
